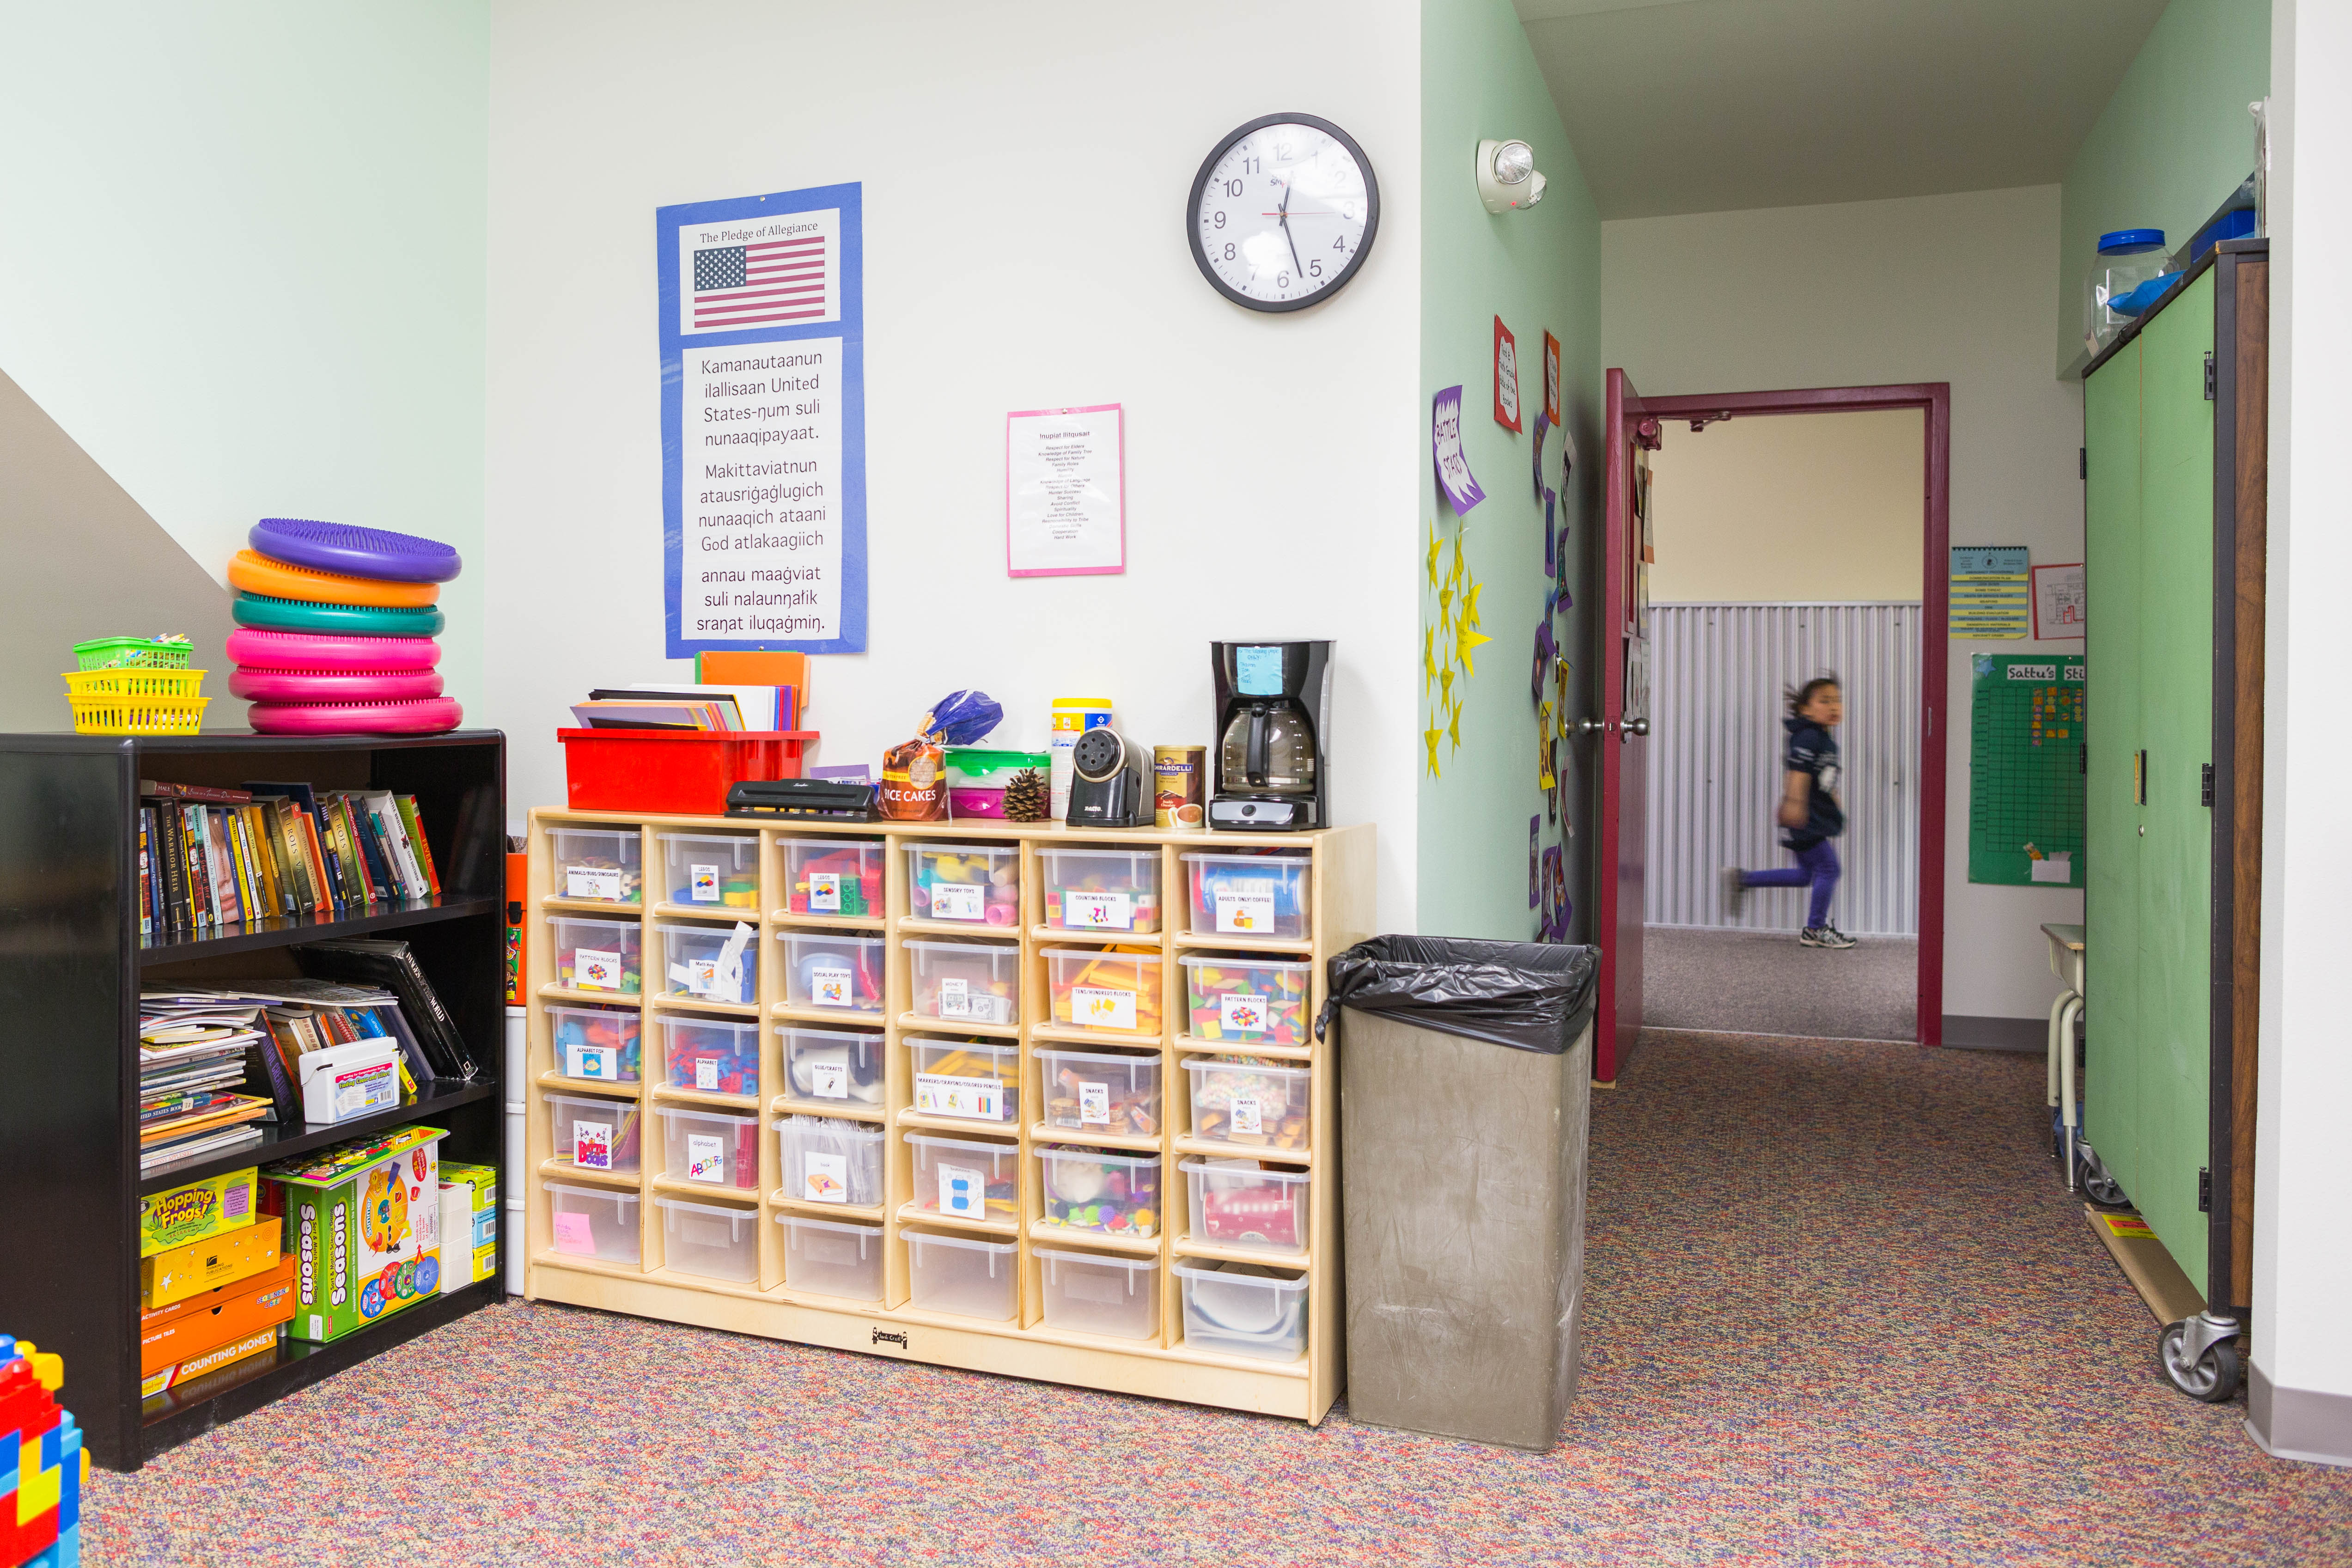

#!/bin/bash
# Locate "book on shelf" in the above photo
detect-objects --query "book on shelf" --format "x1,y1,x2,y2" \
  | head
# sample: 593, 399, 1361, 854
569, 694, 741, 731
621, 682, 800, 731
139, 781, 445, 935
288, 939, 479, 1082
695, 649, 807, 728
142, 981, 441, 1134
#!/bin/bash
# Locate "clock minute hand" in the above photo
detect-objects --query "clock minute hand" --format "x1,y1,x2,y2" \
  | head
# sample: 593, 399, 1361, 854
1277, 178, 1304, 279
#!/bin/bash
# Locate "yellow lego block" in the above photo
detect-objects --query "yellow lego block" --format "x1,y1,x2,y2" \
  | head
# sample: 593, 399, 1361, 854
17, 1436, 59, 1524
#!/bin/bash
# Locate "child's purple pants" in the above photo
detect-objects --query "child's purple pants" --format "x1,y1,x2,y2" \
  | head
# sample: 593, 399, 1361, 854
1742, 840, 1840, 929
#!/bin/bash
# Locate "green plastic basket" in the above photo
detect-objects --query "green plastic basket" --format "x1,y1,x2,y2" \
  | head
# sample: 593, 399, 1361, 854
73, 636, 192, 671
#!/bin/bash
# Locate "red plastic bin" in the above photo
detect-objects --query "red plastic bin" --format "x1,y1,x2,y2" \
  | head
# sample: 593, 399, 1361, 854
559, 729, 819, 815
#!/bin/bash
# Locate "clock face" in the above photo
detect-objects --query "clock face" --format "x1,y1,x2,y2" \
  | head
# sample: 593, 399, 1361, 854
1188, 113, 1378, 312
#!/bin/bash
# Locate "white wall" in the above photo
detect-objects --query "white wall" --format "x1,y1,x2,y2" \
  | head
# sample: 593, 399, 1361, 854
485, 0, 1424, 928
1602, 185, 2084, 1023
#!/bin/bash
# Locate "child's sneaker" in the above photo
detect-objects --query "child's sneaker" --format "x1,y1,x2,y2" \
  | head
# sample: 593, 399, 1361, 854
1799, 925, 1857, 949
1722, 867, 1749, 917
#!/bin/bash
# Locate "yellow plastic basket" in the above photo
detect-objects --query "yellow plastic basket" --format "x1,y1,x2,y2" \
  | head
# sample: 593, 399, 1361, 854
63, 669, 210, 734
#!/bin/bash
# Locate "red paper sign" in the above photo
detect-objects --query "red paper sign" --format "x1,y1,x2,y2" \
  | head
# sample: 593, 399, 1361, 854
1493, 317, 1521, 433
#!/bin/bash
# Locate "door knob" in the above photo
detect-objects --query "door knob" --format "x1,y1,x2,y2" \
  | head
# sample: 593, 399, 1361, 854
1624, 717, 1650, 738
1576, 717, 1611, 736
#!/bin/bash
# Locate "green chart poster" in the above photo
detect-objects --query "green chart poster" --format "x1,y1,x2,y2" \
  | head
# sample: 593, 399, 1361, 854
1968, 653, 2085, 887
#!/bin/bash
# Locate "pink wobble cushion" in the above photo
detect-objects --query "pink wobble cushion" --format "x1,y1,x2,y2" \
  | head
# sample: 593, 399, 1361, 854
230, 666, 445, 702
247, 697, 463, 736
226, 628, 440, 671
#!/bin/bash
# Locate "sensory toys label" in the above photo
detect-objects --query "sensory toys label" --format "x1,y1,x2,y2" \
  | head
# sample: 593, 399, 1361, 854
140, 1166, 259, 1258
931, 882, 983, 921
264, 1124, 445, 1343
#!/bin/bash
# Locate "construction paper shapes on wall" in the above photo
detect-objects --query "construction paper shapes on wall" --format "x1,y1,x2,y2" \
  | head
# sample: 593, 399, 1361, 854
1432, 386, 1484, 516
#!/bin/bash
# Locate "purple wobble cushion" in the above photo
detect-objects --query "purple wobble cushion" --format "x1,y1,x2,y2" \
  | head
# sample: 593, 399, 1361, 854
250, 517, 463, 583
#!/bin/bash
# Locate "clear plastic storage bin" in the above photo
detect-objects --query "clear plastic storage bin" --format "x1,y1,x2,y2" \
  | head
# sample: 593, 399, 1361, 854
658, 831, 759, 910
655, 921, 759, 1006
779, 931, 885, 1013
1182, 851, 1311, 940
657, 1196, 759, 1283
775, 1115, 885, 1207
548, 1005, 642, 1085
1038, 847, 1163, 933
903, 1131, 1020, 1223
552, 915, 641, 994
779, 1026, 885, 1109
1036, 1145, 1161, 1239
903, 843, 1020, 927
1181, 1157, 1310, 1254
1037, 1248, 1161, 1340
905, 1037, 1021, 1124
905, 1228, 1018, 1319
777, 1213, 884, 1300
1035, 1047, 1163, 1135
1182, 1055, 1311, 1152
782, 837, 883, 918
2085, 226, 2172, 352
547, 1091, 642, 1175
1044, 947, 1164, 1035
551, 826, 641, 904
1178, 953, 1314, 1047
548, 1182, 639, 1264
656, 1104, 761, 1190
1175, 1259, 1308, 1361
660, 1015, 760, 1098
905, 939, 1021, 1026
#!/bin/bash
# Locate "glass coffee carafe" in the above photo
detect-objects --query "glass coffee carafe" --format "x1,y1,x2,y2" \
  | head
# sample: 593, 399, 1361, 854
1220, 701, 1318, 797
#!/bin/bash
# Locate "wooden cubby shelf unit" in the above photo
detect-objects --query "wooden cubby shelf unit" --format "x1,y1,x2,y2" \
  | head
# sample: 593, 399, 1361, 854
525, 809, 1371, 1424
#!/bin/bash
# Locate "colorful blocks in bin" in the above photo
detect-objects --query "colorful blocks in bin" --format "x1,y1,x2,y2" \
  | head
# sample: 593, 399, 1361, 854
1036, 1145, 1160, 1239
551, 827, 642, 904
661, 831, 760, 909
656, 921, 759, 1006
903, 843, 1018, 925
1179, 953, 1312, 1045
1044, 946, 1165, 1034
549, 1005, 642, 1085
552, 916, 641, 994
785, 838, 883, 916
666, 1016, 762, 1096
1038, 847, 1162, 933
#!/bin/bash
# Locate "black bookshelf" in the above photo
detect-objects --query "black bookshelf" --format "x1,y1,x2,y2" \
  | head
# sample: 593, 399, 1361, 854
0, 729, 506, 1470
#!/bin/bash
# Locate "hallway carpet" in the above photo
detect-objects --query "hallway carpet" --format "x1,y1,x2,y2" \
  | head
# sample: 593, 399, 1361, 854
1644, 924, 1919, 1041
82, 1032, 2352, 1566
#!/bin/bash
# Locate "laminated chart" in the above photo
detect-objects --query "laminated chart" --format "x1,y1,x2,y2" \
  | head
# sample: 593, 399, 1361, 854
1968, 654, 2086, 886
1950, 545, 2031, 640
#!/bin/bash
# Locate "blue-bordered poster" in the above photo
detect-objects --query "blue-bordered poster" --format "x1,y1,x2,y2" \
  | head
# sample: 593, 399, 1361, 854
658, 183, 865, 655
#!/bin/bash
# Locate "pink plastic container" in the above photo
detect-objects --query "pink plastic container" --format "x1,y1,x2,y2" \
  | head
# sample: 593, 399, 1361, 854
247, 697, 463, 735
229, 667, 445, 702
225, 628, 441, 671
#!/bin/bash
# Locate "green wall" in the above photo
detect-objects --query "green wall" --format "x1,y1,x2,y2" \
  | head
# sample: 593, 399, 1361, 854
2055, 0, 2268, 375
1417, 0, 1603, 940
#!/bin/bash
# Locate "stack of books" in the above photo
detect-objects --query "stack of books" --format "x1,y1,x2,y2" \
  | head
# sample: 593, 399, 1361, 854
138, 1001, 275, 1173
138, 781, 444, 939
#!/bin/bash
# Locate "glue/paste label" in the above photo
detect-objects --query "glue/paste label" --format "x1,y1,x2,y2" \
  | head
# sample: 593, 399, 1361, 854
1063, 890, 1133, 930
807, 872, 842, 913
1219, 993, 1269, 1035
568, 865, 625, 901
810, 961, 853, 1007
1228, 1096, 1264, 1136
695, 1056, 721, 1092
931, 882, 984, 921
685, 1132, 727, 1183
1215, 880, 1278, 934
573, 947, 621, 990
938, 1160, 986, 1218
552, 1211, 596, 1255
802, 1150, 849, 1204
937, 976, 971, 1018
1072, 986, 1139, 1031
1079, 1080, 1110, 1125
806, 1059, 848, 1099
916, 1072, 1004, 1121
690, 862, 721, 902
573, 1119, 612, 1170
567, 1042, 621, 1081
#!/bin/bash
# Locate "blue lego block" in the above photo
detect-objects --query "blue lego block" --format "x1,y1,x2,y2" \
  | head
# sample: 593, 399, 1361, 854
58, 1419, 79, 1531
57, 1522, 80, 1568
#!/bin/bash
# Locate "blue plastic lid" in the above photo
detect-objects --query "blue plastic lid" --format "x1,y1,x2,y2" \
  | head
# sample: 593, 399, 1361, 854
2098, 228, 2166, 255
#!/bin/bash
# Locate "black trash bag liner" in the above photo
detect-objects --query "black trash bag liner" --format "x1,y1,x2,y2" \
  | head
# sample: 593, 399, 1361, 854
1317, 936, 1599, 1055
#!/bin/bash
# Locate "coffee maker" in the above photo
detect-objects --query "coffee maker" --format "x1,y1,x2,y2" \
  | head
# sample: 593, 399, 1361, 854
1209, 641, 1332, 831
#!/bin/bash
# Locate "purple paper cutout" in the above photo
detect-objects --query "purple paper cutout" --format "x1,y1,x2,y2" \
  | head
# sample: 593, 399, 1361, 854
1531, 412, 1550, 503
1432, 386, 1485, 515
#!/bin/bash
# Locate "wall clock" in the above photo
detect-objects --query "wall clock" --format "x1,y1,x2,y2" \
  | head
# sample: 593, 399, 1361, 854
1188, 113, 1378, 312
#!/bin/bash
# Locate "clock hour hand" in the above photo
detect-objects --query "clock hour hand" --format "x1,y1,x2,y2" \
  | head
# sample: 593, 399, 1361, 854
1277, 178, 1304, 280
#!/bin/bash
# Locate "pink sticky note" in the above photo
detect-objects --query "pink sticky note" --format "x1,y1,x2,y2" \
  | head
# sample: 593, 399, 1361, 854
552, 1212, 596, 1255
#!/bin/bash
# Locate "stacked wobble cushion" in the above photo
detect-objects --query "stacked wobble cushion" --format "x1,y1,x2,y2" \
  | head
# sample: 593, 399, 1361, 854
229, 519, 465, 736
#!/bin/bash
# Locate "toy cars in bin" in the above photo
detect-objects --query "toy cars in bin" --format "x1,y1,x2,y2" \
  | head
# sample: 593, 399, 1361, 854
553, 916, 640, 994
1038, 846, 1162, 933
551, 827, 641, 904
903, 1131, 1019, 1222
1181, 1157, 1310, 1254
903, 842, 1019, 926
657, 1196, 759, 1283
547, 1092, 641, 1174
1179, 953, 1312, 1045
783, 836, 882, 916
906, 1036, 1021, 1123
658, 830, 757, 909
1036, 1145, 1160, 1238
1182, 851, 1310, 939
780, 1025, 884, 1108
1174, 1259, 1307, 1362
656, 1104, 760, 1190
548, 1005, 641, 1085
656, 921, 758, 1005
1045, 946, 1164, 1034
1182, 1054, 1310, 1151
779, 931, 884, 1013
1035, 1046, 1161, 1134
905, 1227, 1018, 1319
1038, 1248, 1161, 1340
778, 1213, 884, 1300
776, 1115, 885, 1207
662, 1016, 760, 1097
905, 939, 1021, 1025
548, 1182, 640, 1264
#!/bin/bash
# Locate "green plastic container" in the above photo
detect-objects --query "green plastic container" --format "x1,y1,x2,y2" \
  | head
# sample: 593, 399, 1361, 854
73, 635, 191, 670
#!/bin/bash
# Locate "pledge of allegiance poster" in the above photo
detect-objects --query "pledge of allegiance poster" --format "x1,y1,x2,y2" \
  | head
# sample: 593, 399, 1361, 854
658, 182, 866, 654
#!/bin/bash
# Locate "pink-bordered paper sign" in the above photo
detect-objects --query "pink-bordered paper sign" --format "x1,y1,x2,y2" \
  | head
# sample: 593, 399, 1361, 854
1006, 403, 1125, 576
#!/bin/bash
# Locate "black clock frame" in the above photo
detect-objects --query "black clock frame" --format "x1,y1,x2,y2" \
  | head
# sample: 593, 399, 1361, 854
1187, 112, 1380, 314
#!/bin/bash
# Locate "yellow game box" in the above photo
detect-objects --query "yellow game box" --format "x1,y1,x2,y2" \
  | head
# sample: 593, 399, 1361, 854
139, 1166, 260, 1259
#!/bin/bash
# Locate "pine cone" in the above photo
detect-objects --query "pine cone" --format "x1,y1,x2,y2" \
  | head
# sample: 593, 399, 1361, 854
1003, 767, 1048, 822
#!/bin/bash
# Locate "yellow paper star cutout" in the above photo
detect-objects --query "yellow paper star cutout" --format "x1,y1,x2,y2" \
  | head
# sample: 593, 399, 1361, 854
1446, 696, 1463, 752
1440, 663, 1456, 706
1438, 585, 1455, 631
1424, 715, 1444, 776
1426, 527, 1444, 590
1422, 626, 1438, 690
1460, 579, 1485, 630
1456, 620, 1493, 676
1449, 532, 1467, 587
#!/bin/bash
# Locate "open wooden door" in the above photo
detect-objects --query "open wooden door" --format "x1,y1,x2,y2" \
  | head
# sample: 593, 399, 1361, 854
1591, 368, 1652, 1083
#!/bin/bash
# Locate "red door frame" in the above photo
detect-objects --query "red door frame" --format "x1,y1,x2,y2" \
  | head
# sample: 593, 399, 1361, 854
1608, 380, 1953, 1051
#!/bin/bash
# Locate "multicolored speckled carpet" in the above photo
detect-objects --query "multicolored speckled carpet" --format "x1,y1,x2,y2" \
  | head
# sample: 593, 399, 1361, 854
85, 1031, 2352, 1566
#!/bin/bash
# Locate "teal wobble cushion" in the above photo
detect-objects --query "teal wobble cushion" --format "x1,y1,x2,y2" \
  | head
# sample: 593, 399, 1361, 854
232, 592, 445, 637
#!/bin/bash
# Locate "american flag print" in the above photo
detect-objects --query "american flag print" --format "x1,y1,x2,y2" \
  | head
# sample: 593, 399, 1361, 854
690, 230, 828, 331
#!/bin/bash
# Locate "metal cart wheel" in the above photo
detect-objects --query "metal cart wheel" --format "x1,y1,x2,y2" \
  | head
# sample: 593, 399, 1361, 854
2077, 1147, 2129, 1209
2159, 1315, 2244, 1403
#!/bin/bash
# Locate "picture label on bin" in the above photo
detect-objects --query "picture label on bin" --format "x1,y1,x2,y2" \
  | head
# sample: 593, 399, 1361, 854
937, 977, 970, 1018
807, 872, 842, 913
568, 866, 625, 901
1216, 883, 1277, 934
1079, 1081, 1110, 1125
675, 955, 721, 996
574, 948, 622, 990
932, 882, 984, 921
1073, 986, 1138, 1031
696, 1057, 721, 1091
1229, 1097, 1264, 1136
686, 1133, 727, 1183
938, 1161, 986, 1218
552, 1212, 595, 1254
691, 862, 722, 902
574, 1120, 612, 1169
567, 1043, 619, 1081
802, 1151, 848, 1203
1219, 994, 1268, 1033
1064, 890, 1133, 930
806, 1059, 848, 1098
916, 1072, 1004, 1122
810, 961, 853, 1006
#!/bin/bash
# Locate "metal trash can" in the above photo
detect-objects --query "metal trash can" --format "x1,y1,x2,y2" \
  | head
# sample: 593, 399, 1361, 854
1321, 937, 1598, 1450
